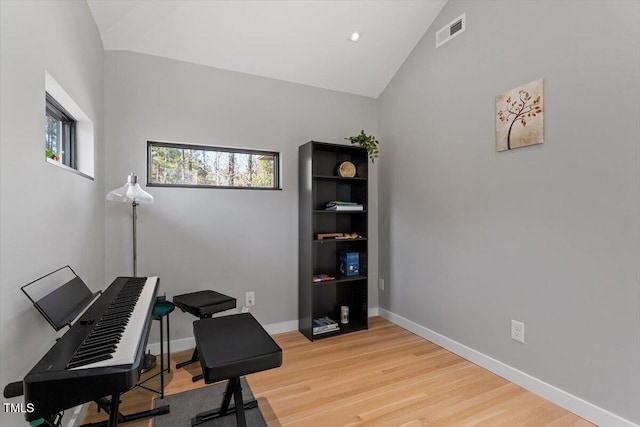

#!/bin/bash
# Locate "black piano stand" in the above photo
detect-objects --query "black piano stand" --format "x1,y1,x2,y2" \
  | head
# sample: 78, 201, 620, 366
79, 394, 169, 427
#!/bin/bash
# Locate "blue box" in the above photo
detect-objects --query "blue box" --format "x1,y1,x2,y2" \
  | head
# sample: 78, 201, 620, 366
339, 251, 359, 276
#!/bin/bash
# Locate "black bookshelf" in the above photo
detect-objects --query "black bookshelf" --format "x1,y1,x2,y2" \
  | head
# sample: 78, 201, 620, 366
298, 141, 368, 341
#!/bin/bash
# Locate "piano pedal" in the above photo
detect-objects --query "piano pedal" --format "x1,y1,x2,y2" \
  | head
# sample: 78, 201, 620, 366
141, 351, 157, 373
3, 381, 23, 398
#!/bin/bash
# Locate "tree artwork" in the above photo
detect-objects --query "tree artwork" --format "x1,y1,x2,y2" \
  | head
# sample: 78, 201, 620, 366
496, 79, 544, 152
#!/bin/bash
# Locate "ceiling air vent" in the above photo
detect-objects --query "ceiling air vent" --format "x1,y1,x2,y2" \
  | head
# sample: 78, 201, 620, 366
436, 13, 466, 48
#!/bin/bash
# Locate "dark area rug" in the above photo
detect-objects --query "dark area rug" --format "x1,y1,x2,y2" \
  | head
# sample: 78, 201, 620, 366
153, 377, 267, 427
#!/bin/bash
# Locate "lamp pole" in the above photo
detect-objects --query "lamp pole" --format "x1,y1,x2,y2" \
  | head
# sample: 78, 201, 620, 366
132, 201, 138, 277
107, 173, 154, 279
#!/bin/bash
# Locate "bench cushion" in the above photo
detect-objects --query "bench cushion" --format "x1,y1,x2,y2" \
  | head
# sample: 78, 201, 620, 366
193, 313, 282, 384
173, 290, 236, 317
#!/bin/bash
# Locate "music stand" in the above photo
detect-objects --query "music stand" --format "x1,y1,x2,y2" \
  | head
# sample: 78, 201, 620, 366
21, 266, 100, 331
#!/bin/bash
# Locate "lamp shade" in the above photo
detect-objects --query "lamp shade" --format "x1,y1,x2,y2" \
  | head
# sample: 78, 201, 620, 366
107, 173, 154, 204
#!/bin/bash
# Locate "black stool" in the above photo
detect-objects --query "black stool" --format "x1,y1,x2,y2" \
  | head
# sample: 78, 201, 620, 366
138, 299, 174, 398
191, 313, 282, 427
173, 290, 236, 381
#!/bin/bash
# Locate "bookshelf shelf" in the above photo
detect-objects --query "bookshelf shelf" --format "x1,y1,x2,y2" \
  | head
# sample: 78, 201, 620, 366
313, 210, 368, 214
312, 275, 367, 286
314, 238, 368, 244
312, 319, 368, 339
312, 174, 367, 181
337, 319, 368, 334
299, 141, 369, 341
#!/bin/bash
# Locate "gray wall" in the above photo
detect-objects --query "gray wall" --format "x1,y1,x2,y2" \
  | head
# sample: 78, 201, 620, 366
2, 1, 636, 424
0, 1, 105, 426
104, 51, 378, 344
378, 0, 639, 423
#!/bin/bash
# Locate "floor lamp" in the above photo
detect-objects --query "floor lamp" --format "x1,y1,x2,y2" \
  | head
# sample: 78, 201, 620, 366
106, 173, 154, 277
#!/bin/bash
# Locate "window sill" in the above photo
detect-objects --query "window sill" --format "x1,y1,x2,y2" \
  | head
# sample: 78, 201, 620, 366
46, 158, 94, 181
147, 183, 281, 190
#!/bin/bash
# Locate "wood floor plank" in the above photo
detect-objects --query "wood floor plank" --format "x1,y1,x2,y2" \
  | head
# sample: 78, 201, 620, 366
81, 316, 594, 426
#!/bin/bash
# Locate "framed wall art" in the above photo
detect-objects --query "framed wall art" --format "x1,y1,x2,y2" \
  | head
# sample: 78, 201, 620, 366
496, 79, 544, 152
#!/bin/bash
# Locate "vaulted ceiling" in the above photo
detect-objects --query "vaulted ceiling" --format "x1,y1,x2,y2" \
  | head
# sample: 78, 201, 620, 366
87, 0, 447, 98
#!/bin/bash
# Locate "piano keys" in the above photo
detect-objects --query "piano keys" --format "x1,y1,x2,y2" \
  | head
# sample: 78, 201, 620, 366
68, 277, 157, 369
22, 276, 164, 425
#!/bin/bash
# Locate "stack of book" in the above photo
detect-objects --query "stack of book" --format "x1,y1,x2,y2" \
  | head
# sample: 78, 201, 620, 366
313, 316, 339, 335
325, 201, 364, 211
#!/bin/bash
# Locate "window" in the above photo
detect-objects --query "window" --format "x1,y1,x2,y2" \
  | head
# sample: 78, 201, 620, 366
45, 93, 76, 169
148, 141, 280, 189
44, 72, 94, 179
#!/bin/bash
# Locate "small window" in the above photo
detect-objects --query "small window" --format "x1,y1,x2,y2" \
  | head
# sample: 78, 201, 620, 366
44, 72, 94, 179
148, 141, 280, 189
45, 93, 76, 169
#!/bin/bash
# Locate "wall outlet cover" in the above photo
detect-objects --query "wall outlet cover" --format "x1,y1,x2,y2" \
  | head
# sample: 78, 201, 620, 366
511, 320, 525, 343
245, 292, 255, 307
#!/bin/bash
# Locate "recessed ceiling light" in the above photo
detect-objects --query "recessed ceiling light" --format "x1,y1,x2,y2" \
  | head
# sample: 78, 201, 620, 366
349, 31, 361, 43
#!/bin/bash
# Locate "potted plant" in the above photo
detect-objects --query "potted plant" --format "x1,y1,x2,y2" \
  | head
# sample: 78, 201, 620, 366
46, 149, 62, 162
345, 130, 380, 163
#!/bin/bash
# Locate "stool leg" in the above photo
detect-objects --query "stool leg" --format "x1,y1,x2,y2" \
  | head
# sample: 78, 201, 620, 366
219, 377, 238, 416
160, 317, 164, 399
176, 348, 198, 369
233, 379, 247, 427
166, 313, 171, 374
191, 377, 250, 427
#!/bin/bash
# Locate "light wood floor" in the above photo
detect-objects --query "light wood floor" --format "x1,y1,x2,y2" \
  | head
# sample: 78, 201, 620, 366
82, 317, 594, 426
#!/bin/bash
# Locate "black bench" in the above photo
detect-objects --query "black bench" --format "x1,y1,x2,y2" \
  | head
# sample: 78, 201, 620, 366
191, 313, 282, 427
173, 290, 237, 381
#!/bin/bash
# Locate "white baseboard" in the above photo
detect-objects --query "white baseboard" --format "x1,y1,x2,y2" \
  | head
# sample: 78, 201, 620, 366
378, 308, 638, 427
147, 307, 381, 354
147, 335, 196, 355
80, 306, 636, 427
263, 319, 299, 335
145, 318, 300, 355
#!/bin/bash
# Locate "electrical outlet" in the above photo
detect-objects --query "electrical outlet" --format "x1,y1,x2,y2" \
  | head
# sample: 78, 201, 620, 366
511, 320, 525, 343
245, 292, 255, 307
378, 278, 385, 291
